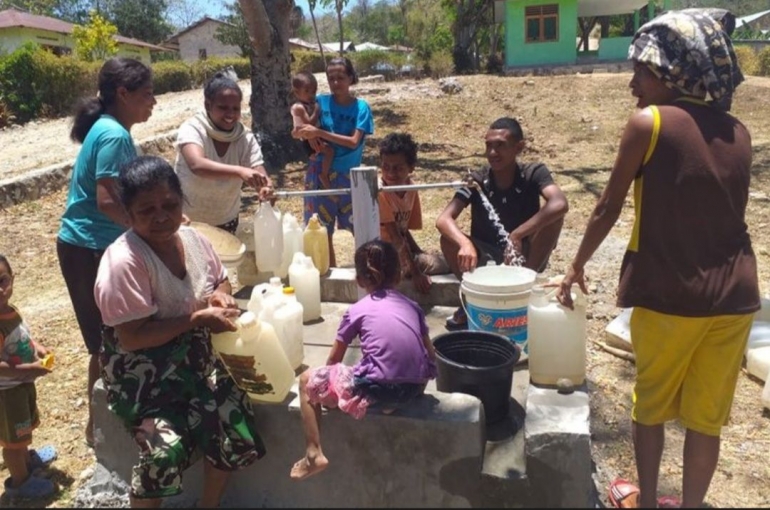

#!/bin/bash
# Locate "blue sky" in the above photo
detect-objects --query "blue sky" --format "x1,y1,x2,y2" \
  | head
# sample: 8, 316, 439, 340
199, 0, 335, 21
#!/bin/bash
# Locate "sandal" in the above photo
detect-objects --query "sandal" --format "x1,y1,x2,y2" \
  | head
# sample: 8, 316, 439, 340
444, 307, 468, 331
608, 479, 640, 508
3, 474, 55, 500
28, 445, 57, 472
657, 496, 681, 508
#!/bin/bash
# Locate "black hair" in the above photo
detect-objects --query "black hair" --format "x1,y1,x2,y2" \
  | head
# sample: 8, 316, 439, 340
117, 156, 184, 209
292, 71, 318, 90
489, 117, 524, 142
0, 254, 11, 276
203, 71, 243, 102
354, 240, 400, 290
70, 57, 152, 144
379, 132, 418, 167
327, 57, 358, 85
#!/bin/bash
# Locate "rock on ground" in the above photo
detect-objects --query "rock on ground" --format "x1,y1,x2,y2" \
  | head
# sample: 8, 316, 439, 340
439, 77, 463, 95
73, 463, 130, 508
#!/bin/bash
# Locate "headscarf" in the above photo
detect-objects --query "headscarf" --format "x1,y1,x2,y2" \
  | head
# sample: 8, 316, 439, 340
192, 110, 245, 144
628, 9, 744, 111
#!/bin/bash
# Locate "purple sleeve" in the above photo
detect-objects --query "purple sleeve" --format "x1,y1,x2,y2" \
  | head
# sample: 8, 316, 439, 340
335, 308, 358, 345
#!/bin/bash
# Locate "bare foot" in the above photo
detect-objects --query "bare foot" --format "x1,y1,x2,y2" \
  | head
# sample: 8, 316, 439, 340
290, 453, 329, 481
381, 407, 397, 415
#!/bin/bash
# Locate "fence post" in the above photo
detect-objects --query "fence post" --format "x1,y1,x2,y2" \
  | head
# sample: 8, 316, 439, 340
350, 166, 380, 298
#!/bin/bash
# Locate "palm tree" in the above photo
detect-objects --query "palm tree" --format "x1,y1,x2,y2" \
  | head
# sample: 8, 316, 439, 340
307, 0, 326, 62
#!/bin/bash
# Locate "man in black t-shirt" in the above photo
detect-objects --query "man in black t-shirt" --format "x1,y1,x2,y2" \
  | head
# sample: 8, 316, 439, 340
436, 117, 568, 329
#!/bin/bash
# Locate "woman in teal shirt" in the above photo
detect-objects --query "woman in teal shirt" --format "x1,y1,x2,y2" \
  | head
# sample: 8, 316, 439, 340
57, 57, 155, 448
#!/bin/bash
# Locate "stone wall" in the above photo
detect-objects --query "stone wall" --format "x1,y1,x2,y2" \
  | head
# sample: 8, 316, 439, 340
92, 380, 488, 507
177, 20, 241, 62
0, 132, 176, 209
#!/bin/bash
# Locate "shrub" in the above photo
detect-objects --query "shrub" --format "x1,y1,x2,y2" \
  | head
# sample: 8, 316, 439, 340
734, 45, 759, 76
0, 43, 44, 122
291, 50, 327, 74
349, 49, 406, 79
0, 43, 95, 123
426, 49, 454, 78
191, 57, 251, 85
35, 52, 99, 118
0, 100, 13, 128
152, 61, 194, 95
758, 47, 770, 77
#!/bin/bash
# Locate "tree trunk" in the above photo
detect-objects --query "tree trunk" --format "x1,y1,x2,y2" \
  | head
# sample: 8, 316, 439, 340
239, 0, 305, 171
309, 6, 326, 63
336, 2, 344, 55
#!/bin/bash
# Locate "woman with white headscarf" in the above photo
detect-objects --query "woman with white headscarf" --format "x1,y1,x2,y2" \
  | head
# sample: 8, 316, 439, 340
557, 9, 759, 509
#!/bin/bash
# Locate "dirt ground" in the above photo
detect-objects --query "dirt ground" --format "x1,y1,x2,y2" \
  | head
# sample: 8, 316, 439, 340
0, 73, 769, 507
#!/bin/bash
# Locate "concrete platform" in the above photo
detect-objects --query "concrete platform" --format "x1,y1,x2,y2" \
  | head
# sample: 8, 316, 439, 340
233, 267, 461, 308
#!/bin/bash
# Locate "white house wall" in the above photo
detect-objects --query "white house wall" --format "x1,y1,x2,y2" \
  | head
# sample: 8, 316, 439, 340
177, 20, 240, 62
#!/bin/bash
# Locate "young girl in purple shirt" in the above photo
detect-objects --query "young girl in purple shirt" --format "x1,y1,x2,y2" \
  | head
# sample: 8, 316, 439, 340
290, 240, 437, 481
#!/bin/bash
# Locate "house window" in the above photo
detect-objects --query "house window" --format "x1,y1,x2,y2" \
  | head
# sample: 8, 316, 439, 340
525, 4, 559, 43
198, 48, 208, 60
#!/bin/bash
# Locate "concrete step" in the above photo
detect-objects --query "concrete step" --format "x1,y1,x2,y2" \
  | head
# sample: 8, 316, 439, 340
233, 267, 461, 308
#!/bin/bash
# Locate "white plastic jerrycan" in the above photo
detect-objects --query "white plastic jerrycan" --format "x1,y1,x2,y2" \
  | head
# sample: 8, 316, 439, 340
527, 285, 587, 387
253, 202, 284, 274
211, 311, 294, 404
289, 252, 321, 323
276, 213, 305, 279
246, 276, 283, 317
271, 287, 305, 370
303, 213, 330, 276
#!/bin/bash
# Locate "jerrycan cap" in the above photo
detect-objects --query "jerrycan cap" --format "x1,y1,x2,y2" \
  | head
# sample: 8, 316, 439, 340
238, 311, 259, 329
269, 276, 282, 286
307, 214, 322, 230
283, 286, 295, 295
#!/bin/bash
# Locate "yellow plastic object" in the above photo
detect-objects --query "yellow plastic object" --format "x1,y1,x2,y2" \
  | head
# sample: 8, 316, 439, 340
40, 353, 54, 370
302, 214, 330, 275
283, 286, 295, 294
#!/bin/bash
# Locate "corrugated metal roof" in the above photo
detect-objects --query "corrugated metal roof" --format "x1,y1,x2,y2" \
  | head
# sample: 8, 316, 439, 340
0, 8, 169, 51
165, 16, 232, 44
736, 9, 770, 28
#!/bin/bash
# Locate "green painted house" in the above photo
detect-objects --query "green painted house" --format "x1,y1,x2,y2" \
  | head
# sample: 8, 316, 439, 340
499, 0, 671, 69
0, 8, 168, 63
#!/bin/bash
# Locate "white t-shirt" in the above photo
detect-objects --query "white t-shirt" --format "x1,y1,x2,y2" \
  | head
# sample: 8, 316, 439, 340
174, 118, 265, 226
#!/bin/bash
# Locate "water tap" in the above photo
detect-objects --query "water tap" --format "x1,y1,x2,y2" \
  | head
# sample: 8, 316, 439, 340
463, 169, 479, 189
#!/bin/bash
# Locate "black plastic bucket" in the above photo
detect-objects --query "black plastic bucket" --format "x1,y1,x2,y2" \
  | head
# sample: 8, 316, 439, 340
433, 331, 520, 424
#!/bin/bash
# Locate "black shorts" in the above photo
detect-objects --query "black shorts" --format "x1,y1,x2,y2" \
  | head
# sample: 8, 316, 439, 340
57, 239, 105, 355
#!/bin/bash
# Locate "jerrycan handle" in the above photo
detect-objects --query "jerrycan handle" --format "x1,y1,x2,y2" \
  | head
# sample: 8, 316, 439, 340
536, 284, 587, 309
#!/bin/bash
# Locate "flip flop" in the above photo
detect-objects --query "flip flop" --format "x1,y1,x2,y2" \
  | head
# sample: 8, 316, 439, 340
657, 495, 681, 508
608, 478, 640, 508
28, 445, 57, 472
3, 474, 56, 500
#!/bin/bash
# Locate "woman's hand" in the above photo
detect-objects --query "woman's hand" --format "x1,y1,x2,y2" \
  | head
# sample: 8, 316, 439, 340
238, 167, 271, 190
556, 263, 589, 310
192, 307, 239, 333
258, 186, 277, 203
297, 124, 321, 139
208, 291, 237, 310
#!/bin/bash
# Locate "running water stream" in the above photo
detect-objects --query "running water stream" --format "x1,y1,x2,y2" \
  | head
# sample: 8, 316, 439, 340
468, 174, 526, 267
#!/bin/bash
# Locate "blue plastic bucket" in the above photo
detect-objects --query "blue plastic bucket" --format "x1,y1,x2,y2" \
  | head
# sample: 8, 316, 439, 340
460, 264, 537, 357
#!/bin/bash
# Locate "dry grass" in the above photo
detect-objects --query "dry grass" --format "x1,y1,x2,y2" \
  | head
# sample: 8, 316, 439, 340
1, 73, 769, 507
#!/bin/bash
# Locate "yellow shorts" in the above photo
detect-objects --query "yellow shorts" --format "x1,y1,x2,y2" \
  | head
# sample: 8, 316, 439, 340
630, 307, 752, 437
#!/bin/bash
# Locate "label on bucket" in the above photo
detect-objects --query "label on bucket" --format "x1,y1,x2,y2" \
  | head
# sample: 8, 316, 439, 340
466, 303, 528, 353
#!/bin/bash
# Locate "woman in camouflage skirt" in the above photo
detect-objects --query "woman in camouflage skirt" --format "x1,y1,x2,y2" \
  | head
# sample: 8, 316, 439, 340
94, 156, 265, 507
